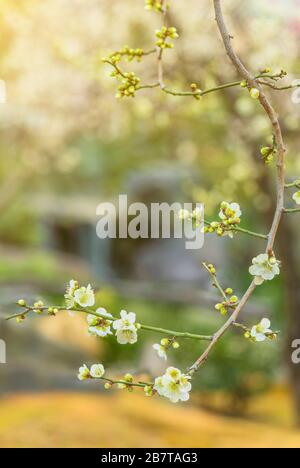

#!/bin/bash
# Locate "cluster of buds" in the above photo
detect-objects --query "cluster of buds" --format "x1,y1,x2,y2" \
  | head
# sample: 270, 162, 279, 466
205, 202, 241, 238
33, 300, 45, 315
102, 53, 142, 99
260, 139, 277, 165
240, 81, 260, 100
155, 26, 179, 49
206, 263, 216, 275
115, 71, 141, 99
145, 0, 169, 12
190, 83, 202, 100
78, 364, 105, 381
16, 298, 58, 322
153, 337, 180, 360
215, 289, 239, 316
178, 206, 203, 228
102, 46, 145, 65
117, 373, 135, 392
276, 69, 288, 79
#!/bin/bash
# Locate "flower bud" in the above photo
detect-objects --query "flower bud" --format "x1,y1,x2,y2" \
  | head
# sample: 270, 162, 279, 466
124, 373, 133, 383
144, 385, 154, 397
161, 338, 169, 347
261, 146, 272, 157
230, 295, 238, 303
250, 88, 260, 99
210, 222, 219, 229
16, 316, 25, 324
17, 299, 26, 307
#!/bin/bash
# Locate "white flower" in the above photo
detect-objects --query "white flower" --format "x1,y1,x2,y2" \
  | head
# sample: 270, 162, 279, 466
87, 309, 113, 337
292, 191, 300, 205
250, 318, 272, 342
77, 364, 90, 381
218, 202, 242, 238
96, 307, 113, 319
90, 364, 105, 378
88, 323, 112, 338
249, 253, 280, 285
64, 279, 78, 309
154, 376, 167, 396
74, 284, 95, 308
68, 279, 78, 296
153, 367, 192, 403
219, 202, 242, 221
178, 209, 191, 220
192, 206, 203, 226
113, 310, 138, 344
165, 366, 182, 381
153, 343, 167, 360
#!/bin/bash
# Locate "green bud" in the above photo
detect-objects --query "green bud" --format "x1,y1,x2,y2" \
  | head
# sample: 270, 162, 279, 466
261, 146, 272, 157
250, 88, 260, 99
161, 338, 169, 347
124, 373, 133, 383
210, 222, 219, 229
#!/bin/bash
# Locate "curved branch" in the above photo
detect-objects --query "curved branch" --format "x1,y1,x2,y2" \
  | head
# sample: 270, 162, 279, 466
188, 0, 287, 374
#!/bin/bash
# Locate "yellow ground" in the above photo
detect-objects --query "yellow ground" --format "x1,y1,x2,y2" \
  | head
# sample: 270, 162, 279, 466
0, 391, 299, 448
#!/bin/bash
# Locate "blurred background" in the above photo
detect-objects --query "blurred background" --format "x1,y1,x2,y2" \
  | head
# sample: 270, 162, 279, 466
0, 0, 300, 448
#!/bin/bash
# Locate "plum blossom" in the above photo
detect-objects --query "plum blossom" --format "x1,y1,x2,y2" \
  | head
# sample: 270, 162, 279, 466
64, 279, 78, 309
77, 364, 90, 381
211, 201, 243, 238
178, 208, 191, 220
250, 318, 273, 342
87, 308, 112, 337
249, 253, 280, 285
90, 364, 105, 378
292, 191, 300, 205
113, 310, 138, 344
74, 284, 95, 308
154, 367, 192, 403
219, 202, 242, 222
153, 343, 168, 360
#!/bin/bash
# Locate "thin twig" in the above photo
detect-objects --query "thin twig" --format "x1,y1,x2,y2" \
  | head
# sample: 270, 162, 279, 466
284, 208, 300, 214
6, 305, 212, 341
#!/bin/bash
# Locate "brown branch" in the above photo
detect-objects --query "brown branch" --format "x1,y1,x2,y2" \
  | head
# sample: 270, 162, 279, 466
188, 0, 287, 374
